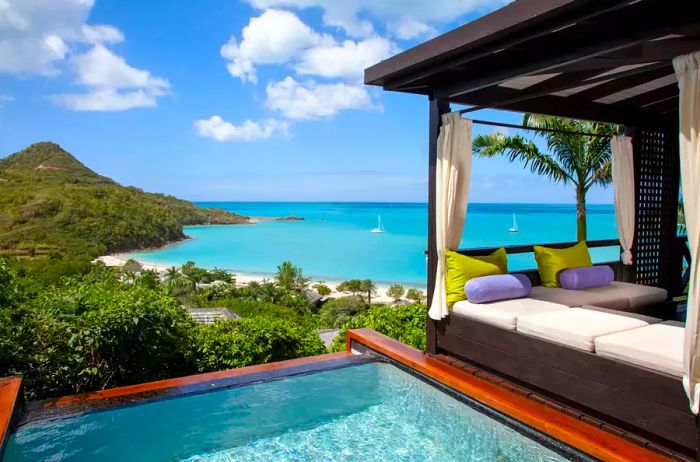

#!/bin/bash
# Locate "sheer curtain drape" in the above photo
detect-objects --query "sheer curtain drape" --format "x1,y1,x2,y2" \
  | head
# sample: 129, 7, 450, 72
428, 113, 472, 320
611, 135, 635, 265
674, 50, 700, 414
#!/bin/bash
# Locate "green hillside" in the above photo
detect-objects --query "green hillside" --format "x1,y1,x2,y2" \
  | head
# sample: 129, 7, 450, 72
0, 142, 248, 259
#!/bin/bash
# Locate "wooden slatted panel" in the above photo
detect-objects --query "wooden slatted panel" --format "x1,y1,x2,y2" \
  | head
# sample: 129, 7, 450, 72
633, 127, 681, 293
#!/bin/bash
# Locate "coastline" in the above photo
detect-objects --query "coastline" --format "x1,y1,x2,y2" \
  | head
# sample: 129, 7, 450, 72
95, 255, 424, 304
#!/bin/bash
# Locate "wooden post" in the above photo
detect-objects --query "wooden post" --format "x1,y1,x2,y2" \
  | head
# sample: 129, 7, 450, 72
426, 95, 450, 355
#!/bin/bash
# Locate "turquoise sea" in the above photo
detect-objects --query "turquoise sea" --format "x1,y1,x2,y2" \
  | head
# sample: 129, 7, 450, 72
126, 202, 618, 287
129, 202, 617, 287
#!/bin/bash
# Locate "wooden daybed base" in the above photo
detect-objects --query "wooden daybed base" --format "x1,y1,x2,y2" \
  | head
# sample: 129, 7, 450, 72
436, 313, 698, 459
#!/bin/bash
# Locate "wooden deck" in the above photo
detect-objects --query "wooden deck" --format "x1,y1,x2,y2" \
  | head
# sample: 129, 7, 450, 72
347, 328, 679, 462
0, 376, 22, 458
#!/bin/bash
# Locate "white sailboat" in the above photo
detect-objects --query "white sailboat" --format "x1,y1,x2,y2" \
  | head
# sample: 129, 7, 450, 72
508, 213, 519, 232
370, 215, 385, 233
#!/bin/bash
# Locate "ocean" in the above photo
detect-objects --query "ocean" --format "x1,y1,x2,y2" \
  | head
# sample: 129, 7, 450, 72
124, 202, 619, 287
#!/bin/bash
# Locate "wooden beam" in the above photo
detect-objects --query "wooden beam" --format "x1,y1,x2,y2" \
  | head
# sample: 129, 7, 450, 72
459, 62, 671, 114
434, 4, 698, 99
572, 65, 675, 101
426, 96, 450, 355
615, 84, 678, 109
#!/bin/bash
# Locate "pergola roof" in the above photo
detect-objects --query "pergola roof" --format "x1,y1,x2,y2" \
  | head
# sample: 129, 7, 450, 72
364, 0, 700, 126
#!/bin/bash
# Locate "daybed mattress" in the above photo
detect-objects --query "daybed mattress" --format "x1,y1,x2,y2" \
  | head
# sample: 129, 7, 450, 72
516, 307, 661, 351
451, 298, 568, 330
529, 281, 667, 312
594, 320, 684, 377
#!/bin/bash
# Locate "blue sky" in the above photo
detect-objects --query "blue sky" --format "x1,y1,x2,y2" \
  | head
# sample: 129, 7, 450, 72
0, 0, 613, 204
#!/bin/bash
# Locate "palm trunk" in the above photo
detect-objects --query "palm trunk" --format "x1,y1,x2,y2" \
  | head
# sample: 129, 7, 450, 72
576, 185, 587, 242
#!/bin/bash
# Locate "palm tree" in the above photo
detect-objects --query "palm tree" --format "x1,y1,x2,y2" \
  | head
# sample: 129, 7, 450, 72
473, 114, 619, 241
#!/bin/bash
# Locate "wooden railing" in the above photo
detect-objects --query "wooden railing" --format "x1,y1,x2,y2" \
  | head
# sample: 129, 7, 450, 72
454, 238, 620, 257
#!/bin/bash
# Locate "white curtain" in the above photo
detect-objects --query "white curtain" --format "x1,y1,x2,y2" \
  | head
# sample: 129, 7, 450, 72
611, 135, 635, 265
675, 51, 700, 414
428, 113, 472, 320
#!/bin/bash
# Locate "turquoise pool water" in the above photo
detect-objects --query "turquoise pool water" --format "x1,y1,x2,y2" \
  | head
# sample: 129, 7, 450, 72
126, 202, 618, 286
4, 362, 576, 461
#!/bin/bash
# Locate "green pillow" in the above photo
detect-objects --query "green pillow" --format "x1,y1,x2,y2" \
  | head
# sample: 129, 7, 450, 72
533, 241, 592, 288
445, 248, 508, 305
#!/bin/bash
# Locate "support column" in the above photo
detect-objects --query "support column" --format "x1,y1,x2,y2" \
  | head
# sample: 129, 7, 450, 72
426, 96, 450, 355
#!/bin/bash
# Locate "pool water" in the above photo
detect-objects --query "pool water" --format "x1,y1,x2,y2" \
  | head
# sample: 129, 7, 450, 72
4, 363, 575, 461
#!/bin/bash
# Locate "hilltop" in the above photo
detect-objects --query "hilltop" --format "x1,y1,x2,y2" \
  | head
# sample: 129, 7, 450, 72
0, 142, 248, 259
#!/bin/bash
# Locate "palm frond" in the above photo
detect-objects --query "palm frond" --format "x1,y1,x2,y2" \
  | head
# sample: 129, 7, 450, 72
473, 132, 570, 183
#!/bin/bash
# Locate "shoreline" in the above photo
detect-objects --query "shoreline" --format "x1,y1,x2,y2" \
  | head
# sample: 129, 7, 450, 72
95, 255, 426, 304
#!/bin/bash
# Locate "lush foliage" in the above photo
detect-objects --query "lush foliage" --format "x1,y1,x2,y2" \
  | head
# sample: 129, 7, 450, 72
331, 304, 427, 351
0, 142, 247, 261
0, 259, 326, 400
192, 318, 325, 372
319, 296, 368, 328
473, 115, 619, 241
1, 270, 197, 399
313, 283, 332, 296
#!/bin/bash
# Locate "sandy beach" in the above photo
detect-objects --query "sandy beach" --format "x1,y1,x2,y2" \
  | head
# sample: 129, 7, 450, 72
94, 255, 418, 304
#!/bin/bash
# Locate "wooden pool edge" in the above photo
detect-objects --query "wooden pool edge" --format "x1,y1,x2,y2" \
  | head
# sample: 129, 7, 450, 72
346, 328, 674, 462
0, 377, 22, 458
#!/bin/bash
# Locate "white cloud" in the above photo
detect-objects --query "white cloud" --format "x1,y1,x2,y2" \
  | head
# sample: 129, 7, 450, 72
0, 94, 13, 102
296, 36, 395, 80
81, 24, 124, 44
51, 45, 169, 111
221, 9, 327, 83
194, 115, 289, 142
387, 17, 436, 40
265, 77, 377, 120
0, 0, 93, 74
51, 88, 162, 111
0, 0, 169, 111
247, 0, 509, 38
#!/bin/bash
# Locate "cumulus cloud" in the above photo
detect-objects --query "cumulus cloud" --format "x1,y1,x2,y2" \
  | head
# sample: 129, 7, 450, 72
265, 77, 377, 120
220, 9, 327, 83
222, 9, 392, 83
246, 0, 509, 38
296, 35, 395, 80
51, 44, 170, 111
0, 0, 169, 111
194, 115, 289, 142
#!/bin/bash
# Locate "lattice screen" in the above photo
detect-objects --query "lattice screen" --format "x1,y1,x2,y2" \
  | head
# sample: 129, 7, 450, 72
632, 127, 680, 293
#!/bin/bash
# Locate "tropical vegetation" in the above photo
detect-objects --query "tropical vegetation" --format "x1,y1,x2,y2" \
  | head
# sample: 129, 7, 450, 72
473, 115, 619, 241
0, 142, 248, 264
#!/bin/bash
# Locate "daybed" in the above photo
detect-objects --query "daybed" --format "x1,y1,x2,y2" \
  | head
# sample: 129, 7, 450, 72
437, 301, 695, 456
529, 281, 668, 314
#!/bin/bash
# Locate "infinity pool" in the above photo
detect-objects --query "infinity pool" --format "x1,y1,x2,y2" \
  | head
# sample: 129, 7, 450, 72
4, 362, 581, 461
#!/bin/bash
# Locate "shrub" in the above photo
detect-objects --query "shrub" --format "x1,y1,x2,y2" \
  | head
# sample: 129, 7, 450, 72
210, 298, 318, 329
406, 288, 426, 304
313, 283, 332, 297
386, 284, 405, 303
331, 304, 427, 352
319, 296, 367, 328
1, 278, 196, 400
192, 318, 326, 372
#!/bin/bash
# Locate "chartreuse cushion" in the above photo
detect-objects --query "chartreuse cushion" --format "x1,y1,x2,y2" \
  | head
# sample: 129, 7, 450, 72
445, 248, 508, 305
533, 241, 593, 288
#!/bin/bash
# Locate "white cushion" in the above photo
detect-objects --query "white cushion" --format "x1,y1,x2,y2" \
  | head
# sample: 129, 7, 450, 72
529, 282, 667, 312
452, 298, 568, 330
594, 321, 684, 377
517, 307, 660, 351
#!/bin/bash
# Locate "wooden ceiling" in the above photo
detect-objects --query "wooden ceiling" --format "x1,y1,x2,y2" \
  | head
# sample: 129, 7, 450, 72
364, 0, 700, 126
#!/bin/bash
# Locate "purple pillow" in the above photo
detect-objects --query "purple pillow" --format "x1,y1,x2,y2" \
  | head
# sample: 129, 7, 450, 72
465, 274, 532, 304
559, 265, 614, 290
